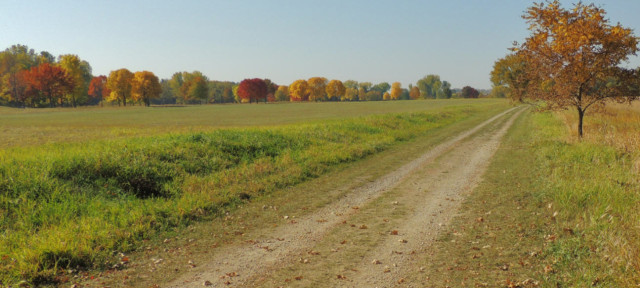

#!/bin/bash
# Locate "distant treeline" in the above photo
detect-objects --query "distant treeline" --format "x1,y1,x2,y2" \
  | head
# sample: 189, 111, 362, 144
0, 44, 485, 108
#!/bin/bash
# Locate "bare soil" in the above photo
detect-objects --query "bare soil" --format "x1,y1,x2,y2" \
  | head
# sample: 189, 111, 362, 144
161, 107, 524, 288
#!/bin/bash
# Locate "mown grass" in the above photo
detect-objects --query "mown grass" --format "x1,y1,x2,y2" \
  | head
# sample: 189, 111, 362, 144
0, 99, 503, 149
420, 103, 640, 287
0, 101, 508, 285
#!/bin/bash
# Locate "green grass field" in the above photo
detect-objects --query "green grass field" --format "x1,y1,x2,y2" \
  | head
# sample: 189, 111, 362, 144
0, 99, 510, 285
0, 100, 501, 149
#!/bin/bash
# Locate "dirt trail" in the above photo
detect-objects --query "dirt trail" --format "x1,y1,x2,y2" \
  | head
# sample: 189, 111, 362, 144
166, 107, 524, 288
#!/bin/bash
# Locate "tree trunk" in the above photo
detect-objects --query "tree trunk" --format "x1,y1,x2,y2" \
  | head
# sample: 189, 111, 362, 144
577, 107, 585, 138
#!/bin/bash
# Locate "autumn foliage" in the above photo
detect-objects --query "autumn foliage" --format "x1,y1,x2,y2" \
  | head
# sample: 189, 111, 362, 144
237, 78, 268, 103
508, 0, 639, 137
22, 63, 74, 107
88, 75, 110, 103
1, 44, 470, 107
132, 71, 162, 106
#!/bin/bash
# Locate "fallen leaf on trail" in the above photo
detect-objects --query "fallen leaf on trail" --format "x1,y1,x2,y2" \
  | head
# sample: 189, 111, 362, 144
398, 278, 405, 284
372, 259, 381, 264
544, 265, 555, 273
294, 276, 303, 281
476, 217, 484, 223
224, 280, 232, 285
226, 272, 238, 277
390, 230, 399, 235
121, 256, 129, 263
308, 250, 320, 255
316, 219, 328, 223
399, 239, 407, 243
352, 206, 360, 210
545, 234, 557, 242
337, 274, 347, 280
203, 280, 213, 286
359, 225, 368, 229
340, 240, 347, 245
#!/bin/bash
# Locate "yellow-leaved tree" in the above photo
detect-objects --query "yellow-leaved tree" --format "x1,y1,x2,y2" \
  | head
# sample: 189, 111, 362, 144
390, 82, 402, 100
106, 68, 133, 106
58, 54, 92, 107
513, 0, 639, 137
326, 79, 346, 101
307, 77, 328, 101
289, 79, 309, 101
131, 71, 162, 106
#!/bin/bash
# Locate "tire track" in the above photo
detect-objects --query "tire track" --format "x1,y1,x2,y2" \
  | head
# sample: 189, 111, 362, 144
165, 107, 522, 288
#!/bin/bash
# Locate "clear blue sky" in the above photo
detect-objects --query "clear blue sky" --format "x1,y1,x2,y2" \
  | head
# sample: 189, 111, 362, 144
2, 0, 640, 89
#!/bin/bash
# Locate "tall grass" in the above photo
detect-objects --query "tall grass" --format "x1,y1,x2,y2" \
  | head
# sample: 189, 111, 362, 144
531, 103, 640, 285
0, 104, 505, 285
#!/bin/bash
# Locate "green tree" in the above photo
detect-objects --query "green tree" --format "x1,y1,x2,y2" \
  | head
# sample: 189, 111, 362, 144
438, 81, 452, 99
372, 82, 390, 94
417, 75, 442, 99
343, 80, 359, 90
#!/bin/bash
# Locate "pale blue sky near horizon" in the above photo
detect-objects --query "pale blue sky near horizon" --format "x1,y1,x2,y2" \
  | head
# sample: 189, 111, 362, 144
2, 0, 640, 89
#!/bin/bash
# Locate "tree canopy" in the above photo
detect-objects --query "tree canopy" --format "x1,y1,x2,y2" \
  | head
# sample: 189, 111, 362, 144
509, 0, 639, 137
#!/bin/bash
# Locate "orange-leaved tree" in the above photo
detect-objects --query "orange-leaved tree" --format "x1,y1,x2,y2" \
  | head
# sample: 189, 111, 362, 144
409, 86, 420, 100
514, 0, 639, 137
131, 71, 162, 106
88, 75, 110, 104
22, 63, 75, 107
289, 79, 309, 101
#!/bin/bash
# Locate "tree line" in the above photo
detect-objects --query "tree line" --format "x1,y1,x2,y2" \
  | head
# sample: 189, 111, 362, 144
0, 44, 483, 108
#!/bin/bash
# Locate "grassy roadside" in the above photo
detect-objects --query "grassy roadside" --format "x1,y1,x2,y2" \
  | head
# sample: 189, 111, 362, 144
415, 108, 640, 287
77, 102, 513, 288
0, 102, 510, 286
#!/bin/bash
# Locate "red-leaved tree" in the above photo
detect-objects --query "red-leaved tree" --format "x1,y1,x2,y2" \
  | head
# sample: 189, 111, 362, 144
460, 86, 479, 98
237, 78, 267, 103
22, 63, 75, 107
88, 75, 110, 105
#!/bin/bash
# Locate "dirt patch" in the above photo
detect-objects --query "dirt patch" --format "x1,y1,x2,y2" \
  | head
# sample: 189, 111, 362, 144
163, 107, 524, 287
